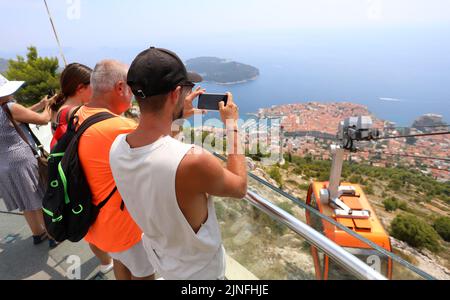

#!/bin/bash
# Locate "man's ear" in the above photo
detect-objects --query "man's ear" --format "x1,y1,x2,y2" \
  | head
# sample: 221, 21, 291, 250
170, 86, 182, 105
115, 80, 126, 96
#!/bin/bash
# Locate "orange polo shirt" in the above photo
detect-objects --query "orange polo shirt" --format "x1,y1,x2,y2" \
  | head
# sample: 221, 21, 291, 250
76, 106, 141, 253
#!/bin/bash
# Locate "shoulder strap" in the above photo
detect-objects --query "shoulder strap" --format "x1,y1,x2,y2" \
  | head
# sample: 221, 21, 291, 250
25, 123, 49, 157
74, 111, 116, 139
97, 186, 118, 210
76, 112, 120, 212
55, 106, 69, 125
59, 110, 117, 210
66, 105, 83, 132
61, 106, 73, 124
96, 187, 125, 212
55, 109, 63, 125
1, 102, 39, 156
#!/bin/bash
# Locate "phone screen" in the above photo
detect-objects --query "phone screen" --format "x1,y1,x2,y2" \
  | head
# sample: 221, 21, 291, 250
197, 94, 228, 111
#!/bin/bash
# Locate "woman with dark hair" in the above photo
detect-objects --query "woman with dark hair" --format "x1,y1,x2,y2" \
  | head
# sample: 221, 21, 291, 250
49, 63, 93, 150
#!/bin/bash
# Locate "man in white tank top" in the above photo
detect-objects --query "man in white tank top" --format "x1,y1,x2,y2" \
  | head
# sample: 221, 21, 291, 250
109, 47, 247, 280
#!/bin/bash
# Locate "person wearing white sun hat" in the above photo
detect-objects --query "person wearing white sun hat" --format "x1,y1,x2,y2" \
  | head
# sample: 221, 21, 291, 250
0, 74, 55, 248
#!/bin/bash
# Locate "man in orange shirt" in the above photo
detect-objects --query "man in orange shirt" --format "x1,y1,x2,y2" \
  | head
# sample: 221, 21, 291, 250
76, 60, 154, 280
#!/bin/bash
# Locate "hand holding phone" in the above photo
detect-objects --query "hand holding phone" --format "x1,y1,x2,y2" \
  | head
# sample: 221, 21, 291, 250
219, 92, 239, 124
197, 93, 228, 111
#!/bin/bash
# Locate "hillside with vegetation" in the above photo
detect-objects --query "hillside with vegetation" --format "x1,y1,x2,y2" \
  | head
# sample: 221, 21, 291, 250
187, 130, 449, 278
250, 154, 450, 278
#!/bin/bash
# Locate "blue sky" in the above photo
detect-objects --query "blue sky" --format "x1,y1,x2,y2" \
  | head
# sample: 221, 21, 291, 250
1, 0, 450, 56
1, 0, 449, 123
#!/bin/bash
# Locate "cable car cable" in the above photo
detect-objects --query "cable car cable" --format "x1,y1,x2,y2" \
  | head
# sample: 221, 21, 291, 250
359, 151, 450, 162
382, 124, 449, 130
43, 0, 67, 67
372, 131, 450, 141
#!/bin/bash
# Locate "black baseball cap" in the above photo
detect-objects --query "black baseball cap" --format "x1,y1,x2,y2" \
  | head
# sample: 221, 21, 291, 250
127, 47, 203, 99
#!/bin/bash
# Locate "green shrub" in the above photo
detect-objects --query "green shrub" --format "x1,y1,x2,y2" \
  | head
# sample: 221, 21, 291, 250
398, 201, 408, 211
383, 197, 399, 212
390, 214, 441, 252
268, 166, 283, 187
280, 162, 289, 170
298, 183, 310, 191
433, 217, 450, 242
349, 175, 364, 184
364, 184, 374, 195
387, 179, 402, 191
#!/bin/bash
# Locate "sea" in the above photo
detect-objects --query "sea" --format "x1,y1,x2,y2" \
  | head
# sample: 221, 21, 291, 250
181, 27, 450, 127
141, 27, 450, 126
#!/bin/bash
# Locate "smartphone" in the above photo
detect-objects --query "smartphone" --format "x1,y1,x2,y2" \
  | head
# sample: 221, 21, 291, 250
197, 93, 228, 111
47, 89, 56, 97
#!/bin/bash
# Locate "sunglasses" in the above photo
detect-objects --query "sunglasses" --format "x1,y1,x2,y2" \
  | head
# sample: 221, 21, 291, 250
178, 82, 195, 89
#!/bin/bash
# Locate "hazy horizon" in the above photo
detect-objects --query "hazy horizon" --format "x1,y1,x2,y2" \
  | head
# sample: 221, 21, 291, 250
1, 0, 449, 125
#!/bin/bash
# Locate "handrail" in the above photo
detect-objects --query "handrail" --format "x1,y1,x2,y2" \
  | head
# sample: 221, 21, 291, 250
212, 152, 436, 280
244, 189, 387, 280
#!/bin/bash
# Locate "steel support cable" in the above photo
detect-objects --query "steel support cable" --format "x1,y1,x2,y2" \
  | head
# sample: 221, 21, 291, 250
43, 0, 67, 67
382, 124, 450, 130
372, 131, 450, 141
360, 151, 450, 163
212, 152, 436, 280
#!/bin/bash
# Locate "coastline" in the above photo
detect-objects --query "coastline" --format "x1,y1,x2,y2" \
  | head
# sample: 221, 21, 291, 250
206, 75, 259, 86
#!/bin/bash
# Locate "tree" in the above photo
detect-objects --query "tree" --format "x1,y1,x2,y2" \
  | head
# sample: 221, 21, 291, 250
390, 214, 441, 252
5, 46, 59, 106
433, 217, 450, 242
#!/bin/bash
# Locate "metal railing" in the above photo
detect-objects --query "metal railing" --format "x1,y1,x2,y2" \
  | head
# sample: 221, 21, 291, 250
244, 189, 387, 280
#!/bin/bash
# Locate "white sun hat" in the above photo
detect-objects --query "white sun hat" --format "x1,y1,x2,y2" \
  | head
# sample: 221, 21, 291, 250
0, 74, 25, 98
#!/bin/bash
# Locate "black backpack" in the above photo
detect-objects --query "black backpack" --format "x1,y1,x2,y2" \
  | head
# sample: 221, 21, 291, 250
43, 107, 118, 242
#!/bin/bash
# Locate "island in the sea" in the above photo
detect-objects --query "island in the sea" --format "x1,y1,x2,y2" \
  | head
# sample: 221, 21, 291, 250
185, 57, 259, 85
412, 114, 447, 132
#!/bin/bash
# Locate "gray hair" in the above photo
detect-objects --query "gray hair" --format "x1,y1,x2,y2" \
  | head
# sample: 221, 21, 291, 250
91, 60, 128, 96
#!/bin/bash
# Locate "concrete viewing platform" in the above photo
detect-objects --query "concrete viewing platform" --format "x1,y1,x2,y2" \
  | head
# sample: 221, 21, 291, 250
0, 201, 258, 280
0, 201, 115, 280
